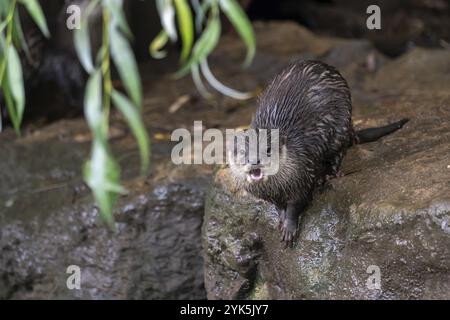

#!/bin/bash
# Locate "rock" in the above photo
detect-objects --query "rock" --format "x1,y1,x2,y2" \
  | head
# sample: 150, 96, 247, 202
247, 0, 450, 57
202, 23, 450, 299
0, 105, 209, 298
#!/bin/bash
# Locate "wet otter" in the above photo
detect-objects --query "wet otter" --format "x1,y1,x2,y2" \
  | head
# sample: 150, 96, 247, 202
228, 60, 408, 247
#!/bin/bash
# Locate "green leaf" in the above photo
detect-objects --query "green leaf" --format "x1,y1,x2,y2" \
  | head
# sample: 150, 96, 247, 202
83, 70, 127, 227
175, 16, 221, 78
0, 0, 14, 35
149, 30, 169, 59
110, 25, 142, 109
156, 0, 177, 42
0, 1, 9, 16
84, 140, 124, 227
104, 0, 132, 39
173, 0, 194, 63
0, 19, 8, 34
12, 11, 31, 60
192, 0, 211, 33
200, 59, 252, 99
111, 90, 150, 174
74, 20, 94, 73
1, 74, 20, 133
74, 0, 101, 73
84, 0, 101, 17
18, 0, 50, 38
219, 0, 255, 66
0, 31, 4, 50
191, 63, 212, 99
84, 70, 103, 136
6, 45, 25, 130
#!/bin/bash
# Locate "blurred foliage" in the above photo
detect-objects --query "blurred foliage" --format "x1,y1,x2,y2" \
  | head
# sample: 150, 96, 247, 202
0, 0, 256, 225
75, 0, 149, 226
152, 0, 255, 99
0, 0, 49, 134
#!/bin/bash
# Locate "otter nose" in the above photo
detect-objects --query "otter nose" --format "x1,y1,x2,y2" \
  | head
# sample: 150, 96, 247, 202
246, 157, 260, 165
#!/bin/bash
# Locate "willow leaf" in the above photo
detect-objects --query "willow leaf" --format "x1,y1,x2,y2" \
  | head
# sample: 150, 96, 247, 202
149, 30, 169, 59
7, 46, 25, 129
174, 0, 194, 63
110, 25, 142, 109
111, 90, 150, 174
18, 0, 50, 37
219, 0, 255, 66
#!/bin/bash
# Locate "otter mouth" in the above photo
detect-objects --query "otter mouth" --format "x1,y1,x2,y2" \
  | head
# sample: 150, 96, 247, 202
249, 168, 263, 181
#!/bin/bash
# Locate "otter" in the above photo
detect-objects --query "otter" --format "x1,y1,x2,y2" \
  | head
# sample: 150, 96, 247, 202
228, 60, 408, 247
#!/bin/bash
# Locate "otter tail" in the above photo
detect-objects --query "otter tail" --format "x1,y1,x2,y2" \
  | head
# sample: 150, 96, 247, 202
354, 118, 409, 144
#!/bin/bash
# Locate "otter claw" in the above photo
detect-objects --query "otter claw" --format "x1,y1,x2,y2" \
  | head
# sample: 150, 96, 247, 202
277, 208, 298, 248
280, 233, 294, 248
280, 223, 297, 248
278, 209, 286, 230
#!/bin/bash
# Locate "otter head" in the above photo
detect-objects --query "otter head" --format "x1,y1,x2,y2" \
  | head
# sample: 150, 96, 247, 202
228, 128, 288, 185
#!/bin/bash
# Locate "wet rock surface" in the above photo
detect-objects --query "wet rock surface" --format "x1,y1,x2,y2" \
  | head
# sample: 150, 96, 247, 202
202, 22, 450, 299
0, 122, 209, 298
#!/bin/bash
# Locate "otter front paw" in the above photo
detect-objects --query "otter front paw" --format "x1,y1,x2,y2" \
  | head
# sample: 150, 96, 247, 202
280, 218, 297, 248
277, 200, 304, 247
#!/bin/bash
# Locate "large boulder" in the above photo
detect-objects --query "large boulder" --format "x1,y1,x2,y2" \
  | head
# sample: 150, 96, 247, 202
0, 121, 208, 299
202, 23, 450, 299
